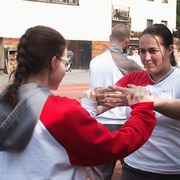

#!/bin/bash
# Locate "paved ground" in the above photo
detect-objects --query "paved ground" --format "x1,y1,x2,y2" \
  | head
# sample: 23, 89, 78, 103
0, 70, 9, 89
61, 69, 90, 85
0, 69, 90, 88
0, 69, 90, 101
0, 69, 122, 179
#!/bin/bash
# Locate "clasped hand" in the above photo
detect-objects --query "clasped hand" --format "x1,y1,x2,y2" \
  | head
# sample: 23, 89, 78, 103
82, 84, 154, 108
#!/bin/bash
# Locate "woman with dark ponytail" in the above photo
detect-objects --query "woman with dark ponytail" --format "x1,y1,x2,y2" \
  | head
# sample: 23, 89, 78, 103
101, 24, 180, 180
0, 25, 156, 180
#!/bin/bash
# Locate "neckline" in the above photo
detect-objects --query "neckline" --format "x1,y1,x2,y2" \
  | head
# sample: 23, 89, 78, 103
149, 67, 175, 84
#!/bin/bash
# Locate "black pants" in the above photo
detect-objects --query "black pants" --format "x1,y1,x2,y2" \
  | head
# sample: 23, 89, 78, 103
121, 162, 180, 180
90, 124, 123, 180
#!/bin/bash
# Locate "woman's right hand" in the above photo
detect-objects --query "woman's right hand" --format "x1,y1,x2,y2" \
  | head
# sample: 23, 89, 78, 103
126, 84, 154, 106
96, 85, 154, 107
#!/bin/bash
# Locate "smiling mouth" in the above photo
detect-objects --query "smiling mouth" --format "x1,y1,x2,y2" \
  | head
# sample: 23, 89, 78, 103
145, 63, 155, 68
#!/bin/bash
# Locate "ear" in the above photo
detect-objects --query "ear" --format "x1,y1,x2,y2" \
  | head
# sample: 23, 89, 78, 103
126, 37, 130, 44
50, 56, 58, 70
109, 35, 112, 42
168, 44, 174, 54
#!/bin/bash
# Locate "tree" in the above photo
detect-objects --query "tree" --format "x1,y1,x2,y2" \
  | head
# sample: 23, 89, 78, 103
176, 0, 180, 38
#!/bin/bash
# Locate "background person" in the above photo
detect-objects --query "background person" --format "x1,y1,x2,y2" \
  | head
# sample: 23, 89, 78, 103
89, 23, 142, 180
0, 25, 156, 180
173, 37, 180, 67
127, 47, 144, 68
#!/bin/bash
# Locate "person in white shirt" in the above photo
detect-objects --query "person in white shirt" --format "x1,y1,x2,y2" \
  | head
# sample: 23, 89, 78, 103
96, 23, 180, 180
89, 23, 142, 180
173, 37, 180, 68
127, 47, 144, 68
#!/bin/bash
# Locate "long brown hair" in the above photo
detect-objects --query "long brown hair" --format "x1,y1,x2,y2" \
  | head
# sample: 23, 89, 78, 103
3, 25, 67, 107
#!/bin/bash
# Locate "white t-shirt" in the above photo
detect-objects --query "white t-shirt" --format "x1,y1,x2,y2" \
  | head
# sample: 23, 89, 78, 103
127, 54, 144, 68
124, 68, 180, 174
89, 50, 127, 124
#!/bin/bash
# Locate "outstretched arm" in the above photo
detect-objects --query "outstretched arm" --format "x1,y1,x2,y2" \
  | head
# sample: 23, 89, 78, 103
127, 84, 180, 120
81, 85, 153, 116
154, 97, 180, 120
110, 84, 180, 120
65, 87, 156, 166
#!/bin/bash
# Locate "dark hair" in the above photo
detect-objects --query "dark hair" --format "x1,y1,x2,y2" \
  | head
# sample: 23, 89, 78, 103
140, 23, 176, 66
3, 25, 67, 107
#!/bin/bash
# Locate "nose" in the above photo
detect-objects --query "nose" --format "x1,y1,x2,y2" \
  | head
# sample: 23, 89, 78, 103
144, 52, 151, 61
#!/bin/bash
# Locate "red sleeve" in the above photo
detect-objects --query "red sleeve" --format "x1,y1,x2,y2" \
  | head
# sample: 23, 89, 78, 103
40, 95, 156, 166
116, 70, 154, 87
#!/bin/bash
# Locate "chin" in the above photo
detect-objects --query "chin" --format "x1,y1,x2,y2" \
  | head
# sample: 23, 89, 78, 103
48, 83, 60, 90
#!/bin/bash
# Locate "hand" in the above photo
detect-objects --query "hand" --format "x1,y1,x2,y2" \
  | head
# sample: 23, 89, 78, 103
103, 85, 135, 107
95, 86, 129, 107
82, 88, 97, 102
126, 85, 154, 106
96, 85, 154, 107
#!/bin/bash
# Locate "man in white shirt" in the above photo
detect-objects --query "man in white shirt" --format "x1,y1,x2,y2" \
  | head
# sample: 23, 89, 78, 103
89, 23, 143, 180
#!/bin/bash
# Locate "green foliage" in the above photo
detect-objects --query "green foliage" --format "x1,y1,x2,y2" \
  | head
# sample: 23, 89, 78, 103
177, 0, 180, 27
176, 0, 180, 38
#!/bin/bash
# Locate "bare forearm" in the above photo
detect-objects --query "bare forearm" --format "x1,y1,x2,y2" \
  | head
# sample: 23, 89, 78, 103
97, 106, 110, 115
154, 97, 180, 120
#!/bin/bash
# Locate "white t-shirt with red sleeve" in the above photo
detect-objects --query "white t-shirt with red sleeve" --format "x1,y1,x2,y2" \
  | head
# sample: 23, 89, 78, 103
0, 90, 156, 179
116, 68, 180, 174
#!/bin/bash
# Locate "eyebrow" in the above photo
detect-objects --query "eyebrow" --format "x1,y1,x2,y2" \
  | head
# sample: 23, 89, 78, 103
139, 47, 158, 50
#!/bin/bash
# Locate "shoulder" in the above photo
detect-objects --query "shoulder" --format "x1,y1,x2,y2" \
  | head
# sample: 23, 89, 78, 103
90, 50, 111, 63
124, 70, 148, 81
174, 67, 180, 73
40, 95, 93, 122
171, 68, 180, 81
43, 95, 81, 111
40, 94, 89, 133
116, 70, 151, 87
128, 70, 149, 77
40, 95, 84, 122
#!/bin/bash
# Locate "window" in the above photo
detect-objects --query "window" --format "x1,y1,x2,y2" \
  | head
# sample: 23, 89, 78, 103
161, 20, 167, 26
147, 19, 153, 27
52, 0, 78, 3
112, 6, 130, 21
162, 0, 168, 3
24, 0, 79, 5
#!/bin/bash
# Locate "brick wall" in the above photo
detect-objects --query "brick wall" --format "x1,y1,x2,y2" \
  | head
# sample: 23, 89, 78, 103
3, 38, 110, 66
4, 38, 19, 47
4, 39, 110, 60
92, 41, 110, 59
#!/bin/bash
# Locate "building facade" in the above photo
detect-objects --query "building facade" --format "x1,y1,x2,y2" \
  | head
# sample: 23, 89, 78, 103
0, 0, 177, 72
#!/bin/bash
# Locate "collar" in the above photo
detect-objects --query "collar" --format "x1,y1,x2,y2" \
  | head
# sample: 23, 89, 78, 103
149, 67, 175, 84
107, 43, 123, 54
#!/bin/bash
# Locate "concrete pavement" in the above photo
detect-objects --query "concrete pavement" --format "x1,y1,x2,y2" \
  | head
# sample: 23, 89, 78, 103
0, 71, 9, 89
0, 69, 90, 89
61, 69, 90, 85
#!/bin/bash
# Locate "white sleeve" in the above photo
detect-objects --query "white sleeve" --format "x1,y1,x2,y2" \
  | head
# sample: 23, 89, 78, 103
81, 98, 97, 117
